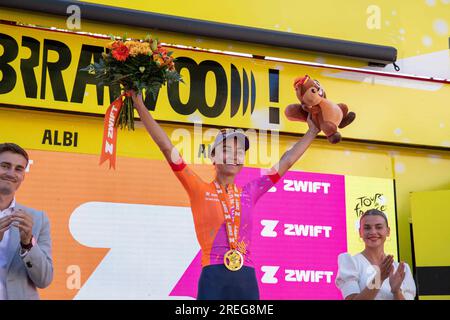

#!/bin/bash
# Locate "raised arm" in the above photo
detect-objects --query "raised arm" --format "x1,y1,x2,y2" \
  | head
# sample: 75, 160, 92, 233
272, 113, 319, 178
131, 92, 182, 164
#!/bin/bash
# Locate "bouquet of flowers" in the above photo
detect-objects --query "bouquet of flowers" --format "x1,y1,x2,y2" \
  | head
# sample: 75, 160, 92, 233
83, 35, 182, 130
82, 35, 182, 169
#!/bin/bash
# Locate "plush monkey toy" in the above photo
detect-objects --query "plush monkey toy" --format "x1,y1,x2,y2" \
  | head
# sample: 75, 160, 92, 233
285, 75, 356, 144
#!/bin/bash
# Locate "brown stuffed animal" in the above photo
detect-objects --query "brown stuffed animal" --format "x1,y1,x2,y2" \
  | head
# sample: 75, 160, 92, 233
285, 75, 355, 144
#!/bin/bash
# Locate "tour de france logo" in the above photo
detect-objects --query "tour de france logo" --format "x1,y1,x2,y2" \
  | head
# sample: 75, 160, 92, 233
354, 193, 387, 218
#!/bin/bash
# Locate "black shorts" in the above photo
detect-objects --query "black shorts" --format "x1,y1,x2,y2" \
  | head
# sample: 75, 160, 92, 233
197, 264, 260, 300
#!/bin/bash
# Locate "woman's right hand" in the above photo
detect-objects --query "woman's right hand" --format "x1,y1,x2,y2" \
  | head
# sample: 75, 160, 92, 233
130, 90, 145, 112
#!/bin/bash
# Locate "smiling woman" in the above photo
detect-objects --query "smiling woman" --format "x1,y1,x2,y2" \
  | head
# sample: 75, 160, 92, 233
335, 209, 416, 300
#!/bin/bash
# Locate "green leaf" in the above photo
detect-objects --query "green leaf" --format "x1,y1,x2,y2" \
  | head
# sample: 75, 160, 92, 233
79, 65, 93, 72
151, 40, 158, 51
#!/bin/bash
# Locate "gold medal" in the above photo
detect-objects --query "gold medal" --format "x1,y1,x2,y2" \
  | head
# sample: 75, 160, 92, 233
224, 249, 244, 271
214, 181, 245, 272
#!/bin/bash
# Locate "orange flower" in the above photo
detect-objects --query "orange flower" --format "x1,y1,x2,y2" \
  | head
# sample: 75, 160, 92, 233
152, 54, 165, 66
125, 41, 151, 57
112, 43, 129, 61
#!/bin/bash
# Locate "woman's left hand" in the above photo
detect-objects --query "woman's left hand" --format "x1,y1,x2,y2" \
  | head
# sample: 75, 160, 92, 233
389, 262, 406, 294
306, 113, 320, 135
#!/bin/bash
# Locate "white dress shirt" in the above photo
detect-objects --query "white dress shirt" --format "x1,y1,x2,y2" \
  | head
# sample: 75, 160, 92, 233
335, 252, 416, 300
0, 198, 15, 300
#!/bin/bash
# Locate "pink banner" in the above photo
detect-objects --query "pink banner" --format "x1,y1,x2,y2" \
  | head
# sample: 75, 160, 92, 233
170, 168, 347, 299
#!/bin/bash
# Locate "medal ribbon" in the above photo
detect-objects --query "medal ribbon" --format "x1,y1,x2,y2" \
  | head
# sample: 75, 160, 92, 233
213, 181, 241, 251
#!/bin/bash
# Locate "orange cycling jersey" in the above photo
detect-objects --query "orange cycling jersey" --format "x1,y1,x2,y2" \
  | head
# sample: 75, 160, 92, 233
170, 159, 280, 267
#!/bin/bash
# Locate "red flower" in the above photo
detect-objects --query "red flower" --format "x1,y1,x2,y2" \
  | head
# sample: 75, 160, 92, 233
112, 43, 129, 61
156, 47, 168, 57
